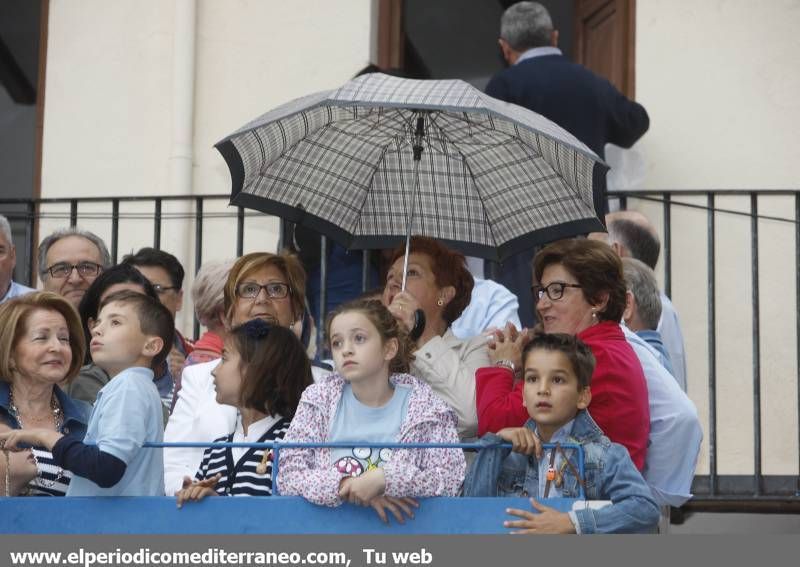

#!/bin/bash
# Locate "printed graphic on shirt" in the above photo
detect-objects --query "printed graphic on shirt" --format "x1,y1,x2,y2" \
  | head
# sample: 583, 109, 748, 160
333, 447, 392, 477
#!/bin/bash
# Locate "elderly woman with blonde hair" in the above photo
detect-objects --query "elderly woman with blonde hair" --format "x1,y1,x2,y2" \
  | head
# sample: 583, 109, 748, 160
0, 292, 90, 496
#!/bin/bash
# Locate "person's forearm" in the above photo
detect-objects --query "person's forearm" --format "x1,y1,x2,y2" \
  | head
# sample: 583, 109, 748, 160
52, 436, 127, 488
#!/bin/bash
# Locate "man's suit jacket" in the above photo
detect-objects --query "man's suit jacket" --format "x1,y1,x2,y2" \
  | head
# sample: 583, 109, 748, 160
485, 53, 649, 327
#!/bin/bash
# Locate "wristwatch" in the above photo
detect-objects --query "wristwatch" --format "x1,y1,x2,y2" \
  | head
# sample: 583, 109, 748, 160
494, 359, 515, 373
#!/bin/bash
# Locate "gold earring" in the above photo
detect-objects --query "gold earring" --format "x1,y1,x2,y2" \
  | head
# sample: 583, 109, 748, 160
437, 298, 444, 307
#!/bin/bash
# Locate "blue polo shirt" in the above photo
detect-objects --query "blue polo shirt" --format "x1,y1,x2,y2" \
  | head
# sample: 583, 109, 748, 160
67, 367, 164, 496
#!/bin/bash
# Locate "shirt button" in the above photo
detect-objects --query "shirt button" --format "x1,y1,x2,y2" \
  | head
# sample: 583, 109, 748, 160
425, 353, 431, 358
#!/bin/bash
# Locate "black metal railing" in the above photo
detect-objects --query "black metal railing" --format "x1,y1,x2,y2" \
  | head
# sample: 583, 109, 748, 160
2, 189, 799, 509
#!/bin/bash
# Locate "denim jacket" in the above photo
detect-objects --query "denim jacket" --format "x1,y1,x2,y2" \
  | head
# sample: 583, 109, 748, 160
0, 382, 91, 439
463, 410, 660, 534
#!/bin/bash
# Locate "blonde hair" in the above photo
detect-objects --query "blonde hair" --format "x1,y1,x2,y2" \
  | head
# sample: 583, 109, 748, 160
223, 251, 307, 325
325, 298, 414, 374
0, 292, 85, 383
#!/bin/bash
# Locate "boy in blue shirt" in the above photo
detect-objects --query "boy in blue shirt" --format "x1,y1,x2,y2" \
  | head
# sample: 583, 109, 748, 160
0, 290, 172, 495
464, 333, 659, 534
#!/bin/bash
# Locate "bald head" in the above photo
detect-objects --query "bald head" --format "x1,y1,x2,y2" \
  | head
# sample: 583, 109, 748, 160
603, 211, 661, 269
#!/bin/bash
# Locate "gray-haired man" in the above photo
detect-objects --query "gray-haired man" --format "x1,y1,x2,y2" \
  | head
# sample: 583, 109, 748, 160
0, 214, 35, 303
38, 227, 111, 309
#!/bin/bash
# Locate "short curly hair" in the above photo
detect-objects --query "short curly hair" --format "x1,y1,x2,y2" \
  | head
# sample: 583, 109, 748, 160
387, 237, 474, 325
533, 239, 627, 323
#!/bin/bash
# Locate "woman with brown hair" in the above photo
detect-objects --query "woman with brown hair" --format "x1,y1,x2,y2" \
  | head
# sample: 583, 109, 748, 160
476, 238, 650, 470
382, 237, 490, 439
0, 292, 90, 495
164, 251, 326, 495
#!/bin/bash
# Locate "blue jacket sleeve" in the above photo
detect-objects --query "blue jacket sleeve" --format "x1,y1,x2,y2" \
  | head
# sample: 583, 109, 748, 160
52, 435, 127, 488
573, 444, 660, 534
463, 433, 512, 497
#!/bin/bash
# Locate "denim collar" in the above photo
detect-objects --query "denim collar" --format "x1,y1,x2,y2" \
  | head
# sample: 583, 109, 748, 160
0, 381, 90, 430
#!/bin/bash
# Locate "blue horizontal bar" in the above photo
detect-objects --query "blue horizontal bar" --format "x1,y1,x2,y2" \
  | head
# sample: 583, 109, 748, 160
0, 496, 583, 534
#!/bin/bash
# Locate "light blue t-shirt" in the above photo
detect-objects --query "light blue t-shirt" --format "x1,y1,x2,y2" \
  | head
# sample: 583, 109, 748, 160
328, 383, 411, 477
67, 366, 165, 496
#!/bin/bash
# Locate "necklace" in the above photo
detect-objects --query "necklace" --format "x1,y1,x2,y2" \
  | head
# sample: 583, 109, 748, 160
7, 386, 66, 490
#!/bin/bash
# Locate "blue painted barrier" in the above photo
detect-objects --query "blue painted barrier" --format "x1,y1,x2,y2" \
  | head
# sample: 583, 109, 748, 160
0, 496, 583, 534
0, 442, 588, 534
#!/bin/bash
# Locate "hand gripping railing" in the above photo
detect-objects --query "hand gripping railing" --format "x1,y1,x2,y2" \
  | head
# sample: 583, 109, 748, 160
143, 441, 586, 499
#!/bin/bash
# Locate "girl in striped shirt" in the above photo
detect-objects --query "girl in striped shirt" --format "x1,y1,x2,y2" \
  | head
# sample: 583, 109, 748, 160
175, 319, 312, 506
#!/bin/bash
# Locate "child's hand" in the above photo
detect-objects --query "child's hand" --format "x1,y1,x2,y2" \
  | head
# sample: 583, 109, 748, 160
0, 428, 61, 451
497, 427, 542, 457
338, 468, 386, 505
504, 498, 577, 534
369, 496, 419, 524
176, 474, 222, 508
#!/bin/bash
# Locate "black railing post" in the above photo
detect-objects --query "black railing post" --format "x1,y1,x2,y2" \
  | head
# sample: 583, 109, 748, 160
362, 250, 371, 292
707, 194, 717, 496
194, 197, 204, 340
153, 199, 162, 249
69, 199, 78, 227
750, 193, 762, 496
318, 235, 328, 356
110, 199, 119, 263
237, 207, 245, 257
26, 201, 36, 285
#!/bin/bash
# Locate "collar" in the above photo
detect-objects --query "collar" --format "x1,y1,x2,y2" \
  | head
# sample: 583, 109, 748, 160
516, 46, 562, 65
0, 382, 89, 427
529, 418, 575, 444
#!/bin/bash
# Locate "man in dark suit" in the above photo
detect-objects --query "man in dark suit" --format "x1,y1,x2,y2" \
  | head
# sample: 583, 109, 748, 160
486, 1, 649, 326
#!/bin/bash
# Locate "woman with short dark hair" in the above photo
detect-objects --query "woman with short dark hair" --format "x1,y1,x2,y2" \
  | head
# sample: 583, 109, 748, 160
476, 238, 649, 470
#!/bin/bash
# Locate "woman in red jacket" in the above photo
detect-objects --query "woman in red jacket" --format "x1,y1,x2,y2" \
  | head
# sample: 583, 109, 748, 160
476, 239, 650, 470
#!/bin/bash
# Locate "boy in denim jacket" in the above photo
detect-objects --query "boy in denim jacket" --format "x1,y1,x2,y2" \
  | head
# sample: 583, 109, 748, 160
464, 333, 659, 534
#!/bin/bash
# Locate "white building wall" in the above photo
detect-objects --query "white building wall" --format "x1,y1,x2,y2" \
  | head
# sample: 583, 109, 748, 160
40, 0, 373, 335
636, 0, 800, 475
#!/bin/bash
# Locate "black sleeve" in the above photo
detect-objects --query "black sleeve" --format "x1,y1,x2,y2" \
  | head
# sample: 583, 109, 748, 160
51, 435, 127, 488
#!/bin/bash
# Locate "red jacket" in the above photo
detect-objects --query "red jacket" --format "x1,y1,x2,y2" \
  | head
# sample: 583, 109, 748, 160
475, 321, 650, 471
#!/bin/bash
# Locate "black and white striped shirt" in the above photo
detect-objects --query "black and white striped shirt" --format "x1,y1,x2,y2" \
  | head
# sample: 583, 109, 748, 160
27, 448, 72, 497
194, 415, 291, 497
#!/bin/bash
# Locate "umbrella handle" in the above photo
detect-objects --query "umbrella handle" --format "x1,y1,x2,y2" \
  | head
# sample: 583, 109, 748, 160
409, 309, 426, 341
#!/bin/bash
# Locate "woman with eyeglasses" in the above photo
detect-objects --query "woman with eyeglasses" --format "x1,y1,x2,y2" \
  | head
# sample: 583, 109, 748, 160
475, 239, 650, 471
163, 252, 327, 496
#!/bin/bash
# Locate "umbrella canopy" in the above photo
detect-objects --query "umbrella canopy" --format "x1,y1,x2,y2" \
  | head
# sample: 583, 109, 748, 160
216, 73, 605, 261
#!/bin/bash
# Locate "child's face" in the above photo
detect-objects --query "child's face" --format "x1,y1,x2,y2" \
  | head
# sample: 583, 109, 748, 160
211, 340, 242, 407
90, 301, 161, 376
329, 311, 397, 384
522, 349, 591, 435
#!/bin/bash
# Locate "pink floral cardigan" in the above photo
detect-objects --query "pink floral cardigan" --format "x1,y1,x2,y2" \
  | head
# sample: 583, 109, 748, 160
278, 372, 466, 506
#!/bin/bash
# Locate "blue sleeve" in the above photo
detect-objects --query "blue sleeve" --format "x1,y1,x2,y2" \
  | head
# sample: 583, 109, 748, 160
462, 433, 511, 497
572, 444, 660, 534
94, 378, 155, 464
603, 81, 650, 148
52, 435, 127, 488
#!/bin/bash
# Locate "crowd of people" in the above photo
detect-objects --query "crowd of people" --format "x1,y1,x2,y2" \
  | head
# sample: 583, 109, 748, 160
0, 3, 702, 535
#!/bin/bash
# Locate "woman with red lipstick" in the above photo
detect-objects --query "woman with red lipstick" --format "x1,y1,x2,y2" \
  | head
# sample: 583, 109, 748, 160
381, 237, 490, 440
0, 292, 90, 496
475, 239, 650, 471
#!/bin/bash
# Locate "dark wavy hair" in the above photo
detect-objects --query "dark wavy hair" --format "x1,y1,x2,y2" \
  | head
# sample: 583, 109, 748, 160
78, 264, 159, 363
229, 319, 312, 419
533, 239, 627, 323
325, 298, 415, 375
387, 236, 474, 325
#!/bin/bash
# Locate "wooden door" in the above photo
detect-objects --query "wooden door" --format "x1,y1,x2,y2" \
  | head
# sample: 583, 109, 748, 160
574, 0, 636, 98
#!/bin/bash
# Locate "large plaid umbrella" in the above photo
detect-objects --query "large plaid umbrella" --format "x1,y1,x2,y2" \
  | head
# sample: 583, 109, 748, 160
215, 73, 605, 265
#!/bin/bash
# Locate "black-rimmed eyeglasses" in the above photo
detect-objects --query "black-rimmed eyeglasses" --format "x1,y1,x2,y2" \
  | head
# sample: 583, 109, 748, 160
46, 262, 103, 279
531, 282, 582, 302
236, 282, 290, 300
